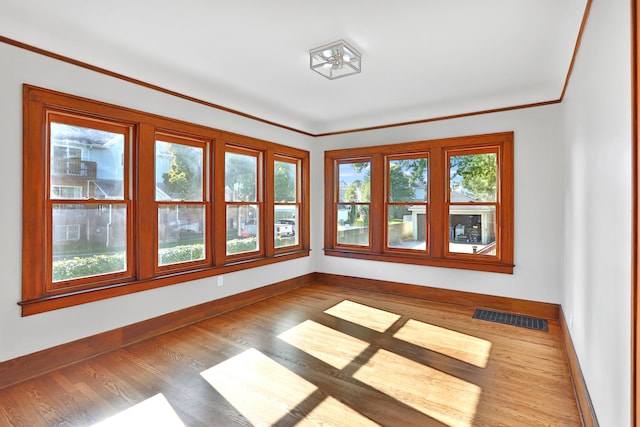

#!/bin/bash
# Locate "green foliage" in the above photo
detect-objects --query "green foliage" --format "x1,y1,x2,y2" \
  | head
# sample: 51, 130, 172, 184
388, 163, 416, 202
450, 153, 497, 201
398, 158, 427, 185
53, 244, 209, 280
351, 162, 369, 173
348, 204, 357, 225
159, 244, 204, 265
346, 204, 369, 226
53, 253, 126, 281
388, 205, 409, 222
344, 179, 370, 202
274, 234, 296, 248
162, 144, 202, 200
274, 161, 296, 202
226, 237, 258, 254
225, 153, 257, 201
341, 162, 371, 203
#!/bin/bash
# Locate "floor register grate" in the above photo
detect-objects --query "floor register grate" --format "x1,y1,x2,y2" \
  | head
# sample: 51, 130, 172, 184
472, 309, 548, 332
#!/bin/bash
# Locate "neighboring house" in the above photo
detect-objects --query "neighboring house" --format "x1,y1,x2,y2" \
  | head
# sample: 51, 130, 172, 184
50, 130, 127, 251
408, 190, 496, 246
52, 131, 208, 250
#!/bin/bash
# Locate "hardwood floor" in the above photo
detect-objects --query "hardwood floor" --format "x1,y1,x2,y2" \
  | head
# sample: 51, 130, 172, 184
0, 284, 581, 426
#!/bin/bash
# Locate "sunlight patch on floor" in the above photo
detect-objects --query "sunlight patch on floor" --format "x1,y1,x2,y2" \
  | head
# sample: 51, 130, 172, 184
353, 349, 481, 427
324, 300, 402, 332
278, 319, 370, 369
300, 396, 382, 427
394, 319, 492, 368
200, 348, 317, 426
92, 393, 185, 427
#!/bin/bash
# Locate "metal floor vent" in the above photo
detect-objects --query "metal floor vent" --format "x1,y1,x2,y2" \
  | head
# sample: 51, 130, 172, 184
472, 309, 548, 332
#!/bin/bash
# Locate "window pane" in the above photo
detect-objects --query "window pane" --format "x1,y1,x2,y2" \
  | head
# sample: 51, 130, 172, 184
449, 206, 496, 255
53, 224, 81, 241
52, 185, 83, 199
155, 141, 203, 202
338, 162, 370, 203
449, 153, 497, 202
52, 203, 127, 281
274, 205, 298, 248
225, 152, 257, 202
388, 158, 428, 202
50, 122, 125, 200
337, 204, 369, 246
226, 204, 259, 254
388, 205, 426, 250
158, 205, 205, 266
274, 160, 297, 202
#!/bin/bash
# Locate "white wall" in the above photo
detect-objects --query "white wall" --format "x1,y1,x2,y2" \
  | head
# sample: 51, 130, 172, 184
0, 42, 315, 363
561, 0, 632, 425
2, 4, 632, 422
313, 104, 566, 304
1, 35, 569, 361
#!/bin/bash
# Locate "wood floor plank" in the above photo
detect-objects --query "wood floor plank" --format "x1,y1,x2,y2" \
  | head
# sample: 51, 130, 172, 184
0, 283, 581, 426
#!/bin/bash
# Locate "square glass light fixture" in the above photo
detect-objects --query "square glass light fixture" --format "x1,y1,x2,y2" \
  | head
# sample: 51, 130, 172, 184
310, 39, 362, 80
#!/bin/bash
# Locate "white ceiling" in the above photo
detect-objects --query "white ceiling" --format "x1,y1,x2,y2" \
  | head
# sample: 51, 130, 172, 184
0, 0, 589, 135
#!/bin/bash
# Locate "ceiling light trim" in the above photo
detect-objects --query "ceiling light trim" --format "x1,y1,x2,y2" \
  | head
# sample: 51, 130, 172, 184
309, 39, 362, 80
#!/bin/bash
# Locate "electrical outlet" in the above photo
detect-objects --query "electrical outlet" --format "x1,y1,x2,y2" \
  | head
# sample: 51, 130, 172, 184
217, 275, 224, 287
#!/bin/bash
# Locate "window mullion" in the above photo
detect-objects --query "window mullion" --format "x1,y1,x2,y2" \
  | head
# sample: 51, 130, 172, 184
370, 153, 384, 253
213, 140, 227, 266
265, 150, 275, 257
325, 156, 337, 250
137, 123, 156, 280
430, 147, 445, 258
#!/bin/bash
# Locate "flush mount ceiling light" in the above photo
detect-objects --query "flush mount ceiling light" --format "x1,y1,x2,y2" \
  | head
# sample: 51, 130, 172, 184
309, 39, 362, 80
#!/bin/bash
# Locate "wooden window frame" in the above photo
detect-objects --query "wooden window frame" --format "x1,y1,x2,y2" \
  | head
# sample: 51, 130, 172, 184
273, 154, 303, 253
446, 146, 501, 260
22, 85, 309, 316
384, 152, 430, 255
45, 112, 136, 293
153, 132, 212, 275
324, 132, 514, 274
334, 158, 373, 251
222, 145, 265, 262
